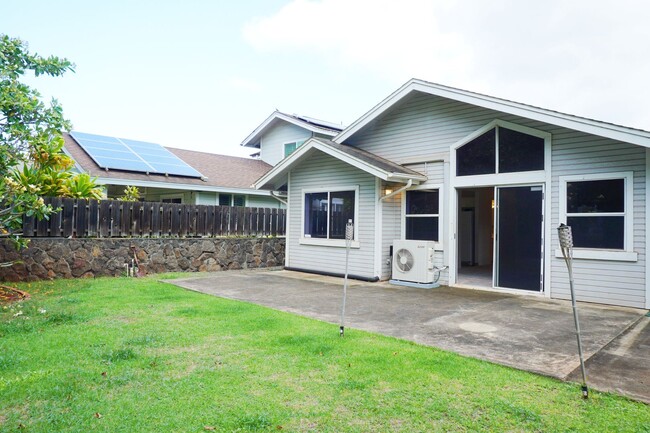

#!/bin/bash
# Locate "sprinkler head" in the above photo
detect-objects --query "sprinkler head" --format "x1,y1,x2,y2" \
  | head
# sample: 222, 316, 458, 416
581, 385, 589, 399
339, 325, 345, 337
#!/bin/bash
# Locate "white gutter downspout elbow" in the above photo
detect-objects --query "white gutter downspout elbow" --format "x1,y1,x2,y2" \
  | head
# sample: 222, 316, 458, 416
379, 179, 412, 202
270, 191, 287, 205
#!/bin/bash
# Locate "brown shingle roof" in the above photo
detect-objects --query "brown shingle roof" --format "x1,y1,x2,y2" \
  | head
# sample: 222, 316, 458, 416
63, 133, 272, 189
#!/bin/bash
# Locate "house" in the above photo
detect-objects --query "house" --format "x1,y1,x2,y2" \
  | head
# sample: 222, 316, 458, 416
63, 132, 281, 208
255, 78, 650, 310
240, 110, 345, 165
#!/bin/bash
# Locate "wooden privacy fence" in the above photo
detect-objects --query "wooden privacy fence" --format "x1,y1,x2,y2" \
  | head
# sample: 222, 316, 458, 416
21, 197, 286, 238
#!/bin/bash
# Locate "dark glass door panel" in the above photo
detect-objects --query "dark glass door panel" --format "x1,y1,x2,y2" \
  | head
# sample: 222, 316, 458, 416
496, 186, 543, 291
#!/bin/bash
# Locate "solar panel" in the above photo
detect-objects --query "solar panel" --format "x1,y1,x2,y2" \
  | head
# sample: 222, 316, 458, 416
70, 131, 204, 178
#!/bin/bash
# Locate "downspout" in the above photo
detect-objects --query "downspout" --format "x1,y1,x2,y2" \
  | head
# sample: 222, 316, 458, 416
270, 191, 287, 205
379, 179, 412, 202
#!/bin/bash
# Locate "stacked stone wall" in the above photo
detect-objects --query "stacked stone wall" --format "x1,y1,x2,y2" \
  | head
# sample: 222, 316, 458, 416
0, 238, 285, 282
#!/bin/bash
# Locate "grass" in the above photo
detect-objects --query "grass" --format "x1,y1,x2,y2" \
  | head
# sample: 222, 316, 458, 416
0, 276, 648, 432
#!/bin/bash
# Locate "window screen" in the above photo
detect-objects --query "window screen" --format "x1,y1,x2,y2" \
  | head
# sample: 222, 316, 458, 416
566, 178, 625, 249
219, 194, 232, 206
456, 129, 496, 176
498, 127, 544, 173
405, 190, 439, 241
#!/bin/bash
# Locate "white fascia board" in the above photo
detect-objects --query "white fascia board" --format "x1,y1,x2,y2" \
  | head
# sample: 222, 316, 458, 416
253, 138, 425, 189
241, 111, 338, 148
95, 177, 272, 196
308, 140, 425, 182
253, 139, 317, 189
336, 79, 650, 148
335, 79, 416, 143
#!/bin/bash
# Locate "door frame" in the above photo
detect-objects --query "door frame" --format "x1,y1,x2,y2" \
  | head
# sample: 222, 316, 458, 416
448, 119, 552, 297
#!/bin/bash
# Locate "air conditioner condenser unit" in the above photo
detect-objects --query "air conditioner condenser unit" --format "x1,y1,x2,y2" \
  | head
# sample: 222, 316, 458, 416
390, 240, 440, 289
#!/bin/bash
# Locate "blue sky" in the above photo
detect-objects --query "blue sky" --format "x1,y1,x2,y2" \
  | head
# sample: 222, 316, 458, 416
3, 0, 649, 157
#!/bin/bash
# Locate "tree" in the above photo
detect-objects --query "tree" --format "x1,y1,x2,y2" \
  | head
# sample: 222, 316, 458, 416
0, 35, 102, 263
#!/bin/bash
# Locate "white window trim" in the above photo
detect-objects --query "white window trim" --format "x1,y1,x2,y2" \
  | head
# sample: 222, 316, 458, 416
300, 185, 360, 248
401, 184, 444, 250
558, 171, 636, 261
160, 193, 184, 203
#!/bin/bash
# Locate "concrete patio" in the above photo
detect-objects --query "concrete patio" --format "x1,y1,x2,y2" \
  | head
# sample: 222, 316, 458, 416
169, 269, 649, 403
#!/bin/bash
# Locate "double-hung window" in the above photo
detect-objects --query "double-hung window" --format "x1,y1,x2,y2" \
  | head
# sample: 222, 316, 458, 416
560, 172, 632, 251
303, 187, 357, 242
405, 190, 439, 241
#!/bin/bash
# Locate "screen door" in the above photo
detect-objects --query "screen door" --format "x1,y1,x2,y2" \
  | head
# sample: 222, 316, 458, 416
495, 185, 543, 291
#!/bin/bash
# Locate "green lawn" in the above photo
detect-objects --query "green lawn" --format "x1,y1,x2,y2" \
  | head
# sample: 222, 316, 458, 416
0, 276, 648, 432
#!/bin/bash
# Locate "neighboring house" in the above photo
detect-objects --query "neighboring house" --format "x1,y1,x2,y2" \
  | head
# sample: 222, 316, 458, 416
255, 78, 650, 309
241, 110, 345, 165
63, 132, 280, 208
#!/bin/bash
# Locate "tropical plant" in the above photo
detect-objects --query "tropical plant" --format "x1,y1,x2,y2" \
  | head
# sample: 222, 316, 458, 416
0, 34, 102, 266
117, 185, 140, 201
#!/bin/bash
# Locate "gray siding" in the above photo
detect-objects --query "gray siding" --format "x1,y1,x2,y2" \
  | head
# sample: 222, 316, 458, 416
379, 161, 448, 282
196, 192, 217, 205
289, 150, 377, 278
260, 122, 313, 166
247, 194, 284, 209
345, 91, 646, 308
380, 184, 401, 280
550, 135, 646, 308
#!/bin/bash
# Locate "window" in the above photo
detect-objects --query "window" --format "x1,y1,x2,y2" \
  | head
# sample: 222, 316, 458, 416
405, 190, 439, 241
160, 194, 183, 203
284, 139, 306, 158
304, 189, 356, 240
456, 126, 544, 176
560, 173, 633, 251
233, 195, 245, 207
218, 194, 246, 207
565, 178, 626, 249
218, 194, 232, 206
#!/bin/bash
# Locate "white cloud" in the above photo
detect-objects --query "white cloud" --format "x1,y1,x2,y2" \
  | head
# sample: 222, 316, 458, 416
243, 0, 650, 129
243, 0, 472, 84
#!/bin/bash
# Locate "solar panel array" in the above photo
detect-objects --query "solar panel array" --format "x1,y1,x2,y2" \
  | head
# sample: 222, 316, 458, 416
70, 131, 204, 178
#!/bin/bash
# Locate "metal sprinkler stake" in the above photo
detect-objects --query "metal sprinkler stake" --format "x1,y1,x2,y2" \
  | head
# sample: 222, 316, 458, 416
558, 224, 589, 399
340, 219, 353, 337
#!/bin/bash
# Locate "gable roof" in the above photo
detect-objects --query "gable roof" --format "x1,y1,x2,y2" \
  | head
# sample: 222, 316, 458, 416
254, 137, 426, 191
241, 110, 345, 149
64, 133, 273, 193
335, 78, 650, 148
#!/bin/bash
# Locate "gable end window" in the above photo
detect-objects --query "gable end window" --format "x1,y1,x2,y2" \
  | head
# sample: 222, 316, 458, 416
456, 126, 545, 176
303, 188, 357, 240
284, 139, 306, 158
405, 190, 439, 241
560, 173, 632, 251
